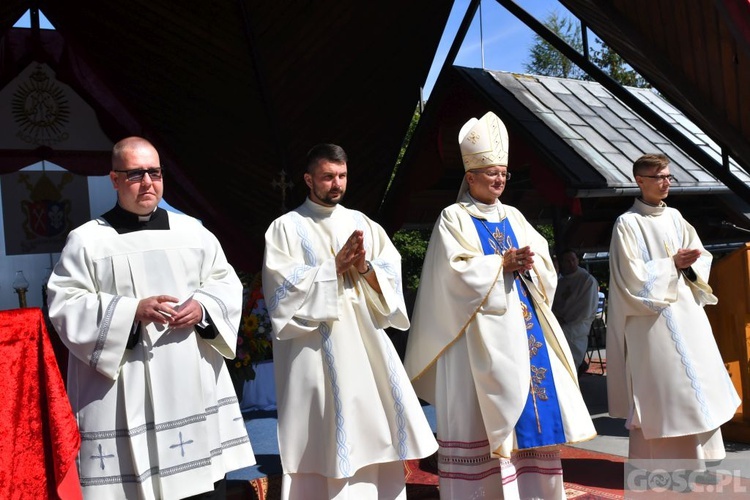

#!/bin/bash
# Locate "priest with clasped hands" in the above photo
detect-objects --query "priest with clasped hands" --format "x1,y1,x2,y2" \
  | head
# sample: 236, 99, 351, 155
405, 111, 596, 500
48, 136, 255, 500
262, 143, 438, 499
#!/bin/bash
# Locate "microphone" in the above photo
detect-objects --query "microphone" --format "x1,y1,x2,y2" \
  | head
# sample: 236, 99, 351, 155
721, 221, 750, 234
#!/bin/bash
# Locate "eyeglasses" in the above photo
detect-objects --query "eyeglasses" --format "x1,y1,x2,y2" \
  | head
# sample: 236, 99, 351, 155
113, 167, 164, 182
472, 169, 511, 180
638, 174, 676, 183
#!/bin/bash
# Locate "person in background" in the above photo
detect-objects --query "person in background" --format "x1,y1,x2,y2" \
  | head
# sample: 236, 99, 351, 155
262, 143, 437, 499
607, 152, 740, 478
47, 136, 255, 499
552, 248, 600, 375
552, 254, 561, 278
404, 111, 595, 499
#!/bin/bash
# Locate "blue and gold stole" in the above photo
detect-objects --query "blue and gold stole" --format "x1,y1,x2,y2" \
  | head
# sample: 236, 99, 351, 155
471, 216, 566, 449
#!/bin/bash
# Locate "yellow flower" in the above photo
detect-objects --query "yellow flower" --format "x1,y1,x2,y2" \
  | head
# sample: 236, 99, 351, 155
244, 314, 259, 332
229, 271, 275, 383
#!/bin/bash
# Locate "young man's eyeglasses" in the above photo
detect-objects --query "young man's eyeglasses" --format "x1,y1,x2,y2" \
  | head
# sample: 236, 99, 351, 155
638, 174, 676, 183
113, 167, 164, 182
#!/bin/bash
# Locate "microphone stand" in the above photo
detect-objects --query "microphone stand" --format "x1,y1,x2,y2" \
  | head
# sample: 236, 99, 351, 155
721, 221, 750, 235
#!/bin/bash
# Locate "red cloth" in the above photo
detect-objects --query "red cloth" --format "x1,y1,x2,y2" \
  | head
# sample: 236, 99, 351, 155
0, 308, 82, 500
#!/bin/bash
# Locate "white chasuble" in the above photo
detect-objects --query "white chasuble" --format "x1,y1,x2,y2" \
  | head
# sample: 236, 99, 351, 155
404, 196, 595, 499
405, 196, 595, 457
262, 198, 438, 485
607, 198, 740, 440
48, 211, 255, 500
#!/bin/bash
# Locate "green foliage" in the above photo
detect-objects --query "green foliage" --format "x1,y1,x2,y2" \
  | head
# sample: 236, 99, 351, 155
524, 11, 649, 89
389, 109, 429, 291
385, 105, 422, 198
524, 11, 586, 79
535, 223, 555, 251
392, 228, 431, 291
589, 40, 650, 88
396, 105, 421, 168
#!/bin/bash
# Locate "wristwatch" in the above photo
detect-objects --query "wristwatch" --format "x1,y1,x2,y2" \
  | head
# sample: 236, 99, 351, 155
358, 261, 373, 275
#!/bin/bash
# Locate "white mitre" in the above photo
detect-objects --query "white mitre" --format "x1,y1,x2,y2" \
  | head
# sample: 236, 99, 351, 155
456, 111, 509, 200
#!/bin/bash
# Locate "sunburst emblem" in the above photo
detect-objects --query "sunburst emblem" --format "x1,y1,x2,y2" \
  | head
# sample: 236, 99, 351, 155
11, 65, 70, 146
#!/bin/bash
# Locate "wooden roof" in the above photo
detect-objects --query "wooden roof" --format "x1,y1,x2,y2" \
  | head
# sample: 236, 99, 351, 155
484, 70, 750, 192
0, 1, 453, 270
2, 0, 749, 266
383, 0, 750, 254
558, 0, 750, 187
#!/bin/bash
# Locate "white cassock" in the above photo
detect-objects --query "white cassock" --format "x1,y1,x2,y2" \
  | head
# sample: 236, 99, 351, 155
262, 198, 438, 500
551, 266, 599, 369
608, 198, 740, 464
47, 207, 255, 500
404, 194, 596, 500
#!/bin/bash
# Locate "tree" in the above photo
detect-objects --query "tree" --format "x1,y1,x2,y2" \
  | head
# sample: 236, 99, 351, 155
524, 12, 650, 89
590, 40, 650, 88
524, 11, 586, 79
392, 228, 431, 292
388, 105, 430, 292
396, 104, 421, 168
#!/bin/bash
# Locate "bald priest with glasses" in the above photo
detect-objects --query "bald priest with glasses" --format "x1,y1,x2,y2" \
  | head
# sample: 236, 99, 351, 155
47, 136, 255, 499
607, 153, 740, 473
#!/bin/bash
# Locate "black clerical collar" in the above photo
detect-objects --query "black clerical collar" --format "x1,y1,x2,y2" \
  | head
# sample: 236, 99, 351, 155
101, 204, 170, 234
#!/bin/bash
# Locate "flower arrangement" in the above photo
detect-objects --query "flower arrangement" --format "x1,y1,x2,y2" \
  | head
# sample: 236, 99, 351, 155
230, 271, 273, 382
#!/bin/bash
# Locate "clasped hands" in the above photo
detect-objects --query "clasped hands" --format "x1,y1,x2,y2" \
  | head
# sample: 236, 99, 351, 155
503, 245, 535, 273
136, 295, 202, 328
335, 230, 368, 275
673, 248, 701, 270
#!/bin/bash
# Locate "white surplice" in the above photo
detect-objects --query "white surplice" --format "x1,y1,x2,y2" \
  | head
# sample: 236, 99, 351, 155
262, 198, 438, 498
47, 210, 255, 500
551, 266, 599, 369
404, 194, 595, 499
608, 198, 740, 455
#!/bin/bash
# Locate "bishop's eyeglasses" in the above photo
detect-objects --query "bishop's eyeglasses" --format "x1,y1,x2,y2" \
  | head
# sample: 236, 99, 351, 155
473, 169, 511, 180
113, 167, 164, 182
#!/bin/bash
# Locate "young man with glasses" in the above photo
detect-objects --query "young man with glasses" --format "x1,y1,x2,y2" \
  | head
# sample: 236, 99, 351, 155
47, 136, 255, 499
607, 153, 739, 480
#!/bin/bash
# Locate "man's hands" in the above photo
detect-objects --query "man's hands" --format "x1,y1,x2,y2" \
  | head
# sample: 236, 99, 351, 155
335, 230, 381, 292
674, 248, 701, 270
503, 245, 535, 273
136, 295, 203, 328
336, 230, 367, 275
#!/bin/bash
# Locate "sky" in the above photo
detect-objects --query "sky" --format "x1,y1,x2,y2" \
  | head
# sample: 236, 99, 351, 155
14, 9, 52, 28
423, 0, 571, 98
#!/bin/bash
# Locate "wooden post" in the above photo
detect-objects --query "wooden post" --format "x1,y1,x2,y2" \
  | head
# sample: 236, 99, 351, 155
706, 243, 750, 443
